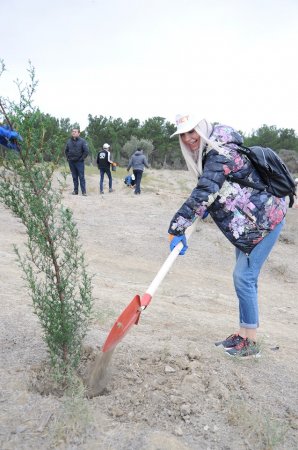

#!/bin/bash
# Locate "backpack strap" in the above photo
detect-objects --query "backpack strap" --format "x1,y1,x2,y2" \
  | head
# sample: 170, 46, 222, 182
289, 194, 294, 208
227, 174, 267, 191
225, 141, 269, 192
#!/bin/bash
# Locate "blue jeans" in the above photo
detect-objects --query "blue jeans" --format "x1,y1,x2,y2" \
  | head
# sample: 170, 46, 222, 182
233, 220, 285, 329
99, 168, 112, 192
68, 160, 86, 194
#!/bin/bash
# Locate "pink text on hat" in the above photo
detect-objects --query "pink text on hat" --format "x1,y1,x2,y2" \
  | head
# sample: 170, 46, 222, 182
176, 115, 190, 126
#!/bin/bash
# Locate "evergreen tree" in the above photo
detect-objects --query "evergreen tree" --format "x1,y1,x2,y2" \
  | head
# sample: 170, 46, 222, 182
0, 61, 93, 377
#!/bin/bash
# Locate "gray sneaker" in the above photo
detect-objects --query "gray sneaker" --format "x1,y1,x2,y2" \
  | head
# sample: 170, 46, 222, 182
225, 338, 261, 358
215, 333, 244, 349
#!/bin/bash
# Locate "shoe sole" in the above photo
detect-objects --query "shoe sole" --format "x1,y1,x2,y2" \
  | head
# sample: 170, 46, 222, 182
215, 340, 242, 350
225, 351, 261, 359
215, 343, 236, 350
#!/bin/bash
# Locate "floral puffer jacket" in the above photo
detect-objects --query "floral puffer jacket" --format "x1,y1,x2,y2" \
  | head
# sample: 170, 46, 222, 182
168, 125, 287, 255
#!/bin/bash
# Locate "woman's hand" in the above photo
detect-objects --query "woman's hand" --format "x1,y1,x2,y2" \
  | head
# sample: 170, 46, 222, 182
168, 234, 188, 255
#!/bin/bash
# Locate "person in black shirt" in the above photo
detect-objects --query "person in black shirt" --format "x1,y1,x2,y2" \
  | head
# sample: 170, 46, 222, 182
96, 143, 114, 194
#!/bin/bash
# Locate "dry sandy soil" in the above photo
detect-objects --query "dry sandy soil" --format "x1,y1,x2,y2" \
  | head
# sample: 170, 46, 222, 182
0, 168, 297, 450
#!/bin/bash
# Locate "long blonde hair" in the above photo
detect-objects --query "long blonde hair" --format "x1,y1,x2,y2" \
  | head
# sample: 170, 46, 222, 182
179, 119, 225, 179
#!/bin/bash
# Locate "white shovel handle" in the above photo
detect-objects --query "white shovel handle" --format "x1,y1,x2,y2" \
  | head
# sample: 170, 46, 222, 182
146, 219, 198, 298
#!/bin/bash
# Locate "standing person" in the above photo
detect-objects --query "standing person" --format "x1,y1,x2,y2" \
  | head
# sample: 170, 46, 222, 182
168, 114, 287, 358
65, 128, 89, 196
127, 148, 149, 195
96, 143, 114, 194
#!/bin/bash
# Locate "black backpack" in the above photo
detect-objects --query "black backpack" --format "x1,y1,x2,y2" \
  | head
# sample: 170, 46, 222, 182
228, 145, 296, 207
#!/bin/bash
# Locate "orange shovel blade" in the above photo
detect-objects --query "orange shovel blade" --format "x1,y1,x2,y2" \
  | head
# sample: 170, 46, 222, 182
102, 295, 142, 353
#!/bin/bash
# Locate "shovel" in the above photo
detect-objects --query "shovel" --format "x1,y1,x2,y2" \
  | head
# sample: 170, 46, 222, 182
102, 218, 198, 353
86, 219, 198, 396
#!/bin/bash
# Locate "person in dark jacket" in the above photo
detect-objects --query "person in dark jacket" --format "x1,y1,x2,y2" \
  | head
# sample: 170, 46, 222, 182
96, 143, 115, 194
127, 148, 149, 194
168, 114, 287, 358
65, 128, 89, 196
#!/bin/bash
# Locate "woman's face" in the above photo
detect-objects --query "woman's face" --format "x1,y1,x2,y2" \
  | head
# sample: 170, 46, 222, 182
180, 129, 201, 152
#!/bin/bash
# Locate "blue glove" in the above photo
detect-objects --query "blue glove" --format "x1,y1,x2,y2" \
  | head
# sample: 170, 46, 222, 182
0, 127, 22, 150
0, 127, 22, 141
202, 210, 209, 219
0, 135, 19, 150
9, 131, 22, 141
170, 235, 188, 255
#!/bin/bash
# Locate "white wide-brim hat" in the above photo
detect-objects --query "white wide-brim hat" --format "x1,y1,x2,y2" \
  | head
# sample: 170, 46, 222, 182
103, 143, 110, 149
170, 114, 200, 138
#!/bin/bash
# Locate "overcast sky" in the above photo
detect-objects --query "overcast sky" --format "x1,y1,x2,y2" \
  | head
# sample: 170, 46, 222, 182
1, 0, 297, 134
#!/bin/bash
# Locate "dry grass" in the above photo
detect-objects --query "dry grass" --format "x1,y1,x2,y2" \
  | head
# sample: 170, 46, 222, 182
227, 398, 288, 450
49, 378, 92, 447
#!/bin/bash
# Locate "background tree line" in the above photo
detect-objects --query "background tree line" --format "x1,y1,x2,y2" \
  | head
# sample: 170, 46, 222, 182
2, 109, 298, 174
1, 60, 297, 174
23, 113, 298, 173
